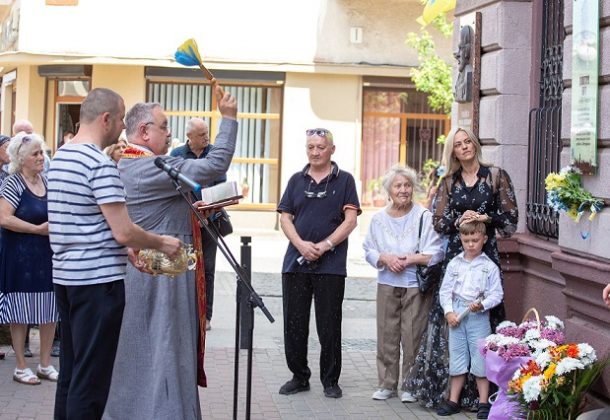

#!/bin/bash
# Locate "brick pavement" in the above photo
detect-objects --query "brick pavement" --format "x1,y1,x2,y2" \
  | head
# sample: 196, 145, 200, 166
0, 231, 476, 419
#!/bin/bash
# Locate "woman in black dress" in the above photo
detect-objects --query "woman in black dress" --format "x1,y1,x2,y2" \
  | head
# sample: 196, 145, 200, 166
404, 127, 518, 410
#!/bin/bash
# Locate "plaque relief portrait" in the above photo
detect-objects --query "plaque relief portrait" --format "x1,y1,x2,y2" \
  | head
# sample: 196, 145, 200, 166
454, 25, 473, 103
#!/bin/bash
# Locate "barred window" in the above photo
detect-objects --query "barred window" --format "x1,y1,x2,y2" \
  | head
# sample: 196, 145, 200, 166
526, 0, 564, 238
147, 73, 283, 209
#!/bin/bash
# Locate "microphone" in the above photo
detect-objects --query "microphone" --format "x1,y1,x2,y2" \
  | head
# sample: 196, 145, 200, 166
154, 157, 202, 193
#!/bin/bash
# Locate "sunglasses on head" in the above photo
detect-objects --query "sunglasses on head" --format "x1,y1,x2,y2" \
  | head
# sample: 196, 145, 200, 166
17, 135, 32, 154
306, 128, 330, 137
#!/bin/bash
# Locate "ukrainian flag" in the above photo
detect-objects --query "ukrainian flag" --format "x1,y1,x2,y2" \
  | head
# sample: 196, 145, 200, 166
417, 0, 456, 26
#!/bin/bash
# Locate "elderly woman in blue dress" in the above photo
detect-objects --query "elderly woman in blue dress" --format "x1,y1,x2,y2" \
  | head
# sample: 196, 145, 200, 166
363, 164, 444, 402
0, 133, 58, 385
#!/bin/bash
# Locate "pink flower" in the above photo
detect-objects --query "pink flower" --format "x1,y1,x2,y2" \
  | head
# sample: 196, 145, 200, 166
540, 328, 565, 345
498, 343, 532, 361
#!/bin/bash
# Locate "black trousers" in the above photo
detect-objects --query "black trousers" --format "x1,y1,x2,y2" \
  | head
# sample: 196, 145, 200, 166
281, 272, 345, 388
202, 226, 218, 321
53, 281, 125, 420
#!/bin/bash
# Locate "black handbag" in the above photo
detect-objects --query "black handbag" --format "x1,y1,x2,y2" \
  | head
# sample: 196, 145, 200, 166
212, 208, 233, 237
415, 210, 443, 294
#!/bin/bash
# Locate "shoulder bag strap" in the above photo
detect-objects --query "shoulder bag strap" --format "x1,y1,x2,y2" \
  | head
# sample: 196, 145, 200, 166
416, 209, 429, 253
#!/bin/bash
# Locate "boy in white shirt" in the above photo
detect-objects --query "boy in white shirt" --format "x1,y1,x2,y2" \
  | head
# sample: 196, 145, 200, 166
436, 221, 503, 419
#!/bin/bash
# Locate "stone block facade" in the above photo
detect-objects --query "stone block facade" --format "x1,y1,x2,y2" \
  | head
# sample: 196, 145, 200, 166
456, 0, 610, 404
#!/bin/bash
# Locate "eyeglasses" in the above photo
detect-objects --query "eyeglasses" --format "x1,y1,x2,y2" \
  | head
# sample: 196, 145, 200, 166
306, 128, 330, 137
304, 176, 330, 199
145, 121, 170, 133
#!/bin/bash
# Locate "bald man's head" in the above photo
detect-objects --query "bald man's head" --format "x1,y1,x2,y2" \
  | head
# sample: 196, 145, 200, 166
13, 119, 33, 135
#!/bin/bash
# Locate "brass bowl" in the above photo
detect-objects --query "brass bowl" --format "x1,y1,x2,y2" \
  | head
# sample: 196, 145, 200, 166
138, 244, 198, 278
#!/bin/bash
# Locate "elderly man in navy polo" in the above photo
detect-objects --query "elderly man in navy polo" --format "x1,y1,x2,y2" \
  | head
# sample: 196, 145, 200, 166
277, 128, 360, 399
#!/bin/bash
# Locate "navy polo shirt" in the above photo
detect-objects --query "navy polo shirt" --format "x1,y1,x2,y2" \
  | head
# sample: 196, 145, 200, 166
277, 162, 361, 276
170, 142, 227, 200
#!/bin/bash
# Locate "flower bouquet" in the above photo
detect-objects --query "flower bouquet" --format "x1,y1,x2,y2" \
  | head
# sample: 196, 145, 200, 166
480, 311, 566, 420
545, 165, 605, 222
508, 343, 609, 419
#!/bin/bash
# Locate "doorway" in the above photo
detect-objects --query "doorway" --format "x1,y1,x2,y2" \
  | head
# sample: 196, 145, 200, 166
56, 103, 80, 150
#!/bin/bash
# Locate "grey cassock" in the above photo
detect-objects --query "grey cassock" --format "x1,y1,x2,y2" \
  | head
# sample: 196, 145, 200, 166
103, 119, 238, 420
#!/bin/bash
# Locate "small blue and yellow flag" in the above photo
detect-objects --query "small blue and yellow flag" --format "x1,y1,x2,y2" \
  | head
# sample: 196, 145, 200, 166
175, 38, 203, 67
417, 0, 456, 26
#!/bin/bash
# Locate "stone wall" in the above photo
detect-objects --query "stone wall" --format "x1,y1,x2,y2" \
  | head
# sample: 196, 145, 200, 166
456, 0, 610, 403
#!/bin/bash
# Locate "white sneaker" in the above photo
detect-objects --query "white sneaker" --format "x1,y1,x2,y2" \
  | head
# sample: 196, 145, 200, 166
372, 389, 396, 400
400, 391, 417, 403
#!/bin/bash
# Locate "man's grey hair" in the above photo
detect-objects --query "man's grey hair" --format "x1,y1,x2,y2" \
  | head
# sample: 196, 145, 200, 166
186, 118, 208, 135
79, 88, 123, 124
12, 119, 34, 136
125, 102, 161, 137
381, 164, 419, 196
8, 132, 44, 174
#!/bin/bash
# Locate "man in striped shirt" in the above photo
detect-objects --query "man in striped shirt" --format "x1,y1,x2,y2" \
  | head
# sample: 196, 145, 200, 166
47, 88, 182, 420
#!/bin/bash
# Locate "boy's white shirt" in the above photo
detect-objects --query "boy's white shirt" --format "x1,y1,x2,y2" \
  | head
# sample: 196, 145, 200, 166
439, 251, 504, 315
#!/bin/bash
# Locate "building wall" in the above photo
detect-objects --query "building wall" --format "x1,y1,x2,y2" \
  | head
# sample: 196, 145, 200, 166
456, 0, 610, 403
91, 65, 145, 111
281, 72, 362, 193
14, 65, 44, 134
15, 0, 451, 69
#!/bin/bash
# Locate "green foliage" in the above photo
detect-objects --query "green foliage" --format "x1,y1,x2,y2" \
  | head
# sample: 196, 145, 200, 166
432, 13, 453, 37
405, 15, 454, 114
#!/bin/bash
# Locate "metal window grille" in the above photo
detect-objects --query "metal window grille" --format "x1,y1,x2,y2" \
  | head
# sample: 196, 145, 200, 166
147, 81, 282, 206
526, 0, 565, 238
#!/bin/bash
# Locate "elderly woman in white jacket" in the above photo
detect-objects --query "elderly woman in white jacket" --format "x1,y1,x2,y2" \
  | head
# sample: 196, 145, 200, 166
363, 164, 444, 403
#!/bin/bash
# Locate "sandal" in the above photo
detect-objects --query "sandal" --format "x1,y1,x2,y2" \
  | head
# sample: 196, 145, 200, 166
13, 367, 41, 385
437, 400, 461, 416
37, 364, 59, 382
477, 402, 491, 419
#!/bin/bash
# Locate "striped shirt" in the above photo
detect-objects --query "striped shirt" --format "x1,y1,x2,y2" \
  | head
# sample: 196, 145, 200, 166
47, 143, 128, 286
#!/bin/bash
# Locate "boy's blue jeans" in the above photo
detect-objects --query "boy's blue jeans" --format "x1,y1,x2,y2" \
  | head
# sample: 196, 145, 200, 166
448, 297, 491, 377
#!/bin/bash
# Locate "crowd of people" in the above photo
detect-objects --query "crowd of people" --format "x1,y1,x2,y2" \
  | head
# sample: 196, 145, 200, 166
0, 86, 608, 420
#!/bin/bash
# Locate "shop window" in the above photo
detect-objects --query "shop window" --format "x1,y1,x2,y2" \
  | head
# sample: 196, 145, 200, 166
147, 81, 282, 208
361, 83, 449, 207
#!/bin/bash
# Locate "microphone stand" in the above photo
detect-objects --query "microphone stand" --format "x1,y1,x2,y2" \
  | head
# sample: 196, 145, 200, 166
170, 179, 274, 420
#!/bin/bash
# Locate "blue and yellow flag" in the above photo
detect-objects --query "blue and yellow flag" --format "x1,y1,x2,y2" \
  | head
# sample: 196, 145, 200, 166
417, 0, 456, 26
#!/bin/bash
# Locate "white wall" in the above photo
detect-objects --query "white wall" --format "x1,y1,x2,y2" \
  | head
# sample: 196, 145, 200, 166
281, 72, 361, 193
17, 0, 452, 68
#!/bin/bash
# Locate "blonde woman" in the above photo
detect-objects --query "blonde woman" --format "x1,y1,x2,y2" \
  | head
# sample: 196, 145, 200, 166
104, 137, 128, 163
405, 127, 518, 411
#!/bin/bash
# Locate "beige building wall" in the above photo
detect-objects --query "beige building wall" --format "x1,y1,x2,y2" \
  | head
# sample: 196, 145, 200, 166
92, 65, 145, 111
14, 65, 45, 136
281, 73, 362, 192
14, 0, 449, 70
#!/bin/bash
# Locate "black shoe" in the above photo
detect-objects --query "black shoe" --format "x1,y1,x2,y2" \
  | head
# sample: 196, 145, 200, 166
279, 378, 310, 395
23, 347, 33, 358
477, 402, 491, 419
51, 342, 60, 358
437, 400, 460, 416
323, 384, 342, 399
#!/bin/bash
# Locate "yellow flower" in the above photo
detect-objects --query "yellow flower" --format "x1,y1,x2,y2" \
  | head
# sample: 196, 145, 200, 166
545, 173, 566, 190
544, 363, 556, 381
567, 206, 579, 221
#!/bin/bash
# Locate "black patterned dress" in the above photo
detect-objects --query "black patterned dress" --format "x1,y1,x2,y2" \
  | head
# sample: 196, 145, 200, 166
403, 165, 518, 408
